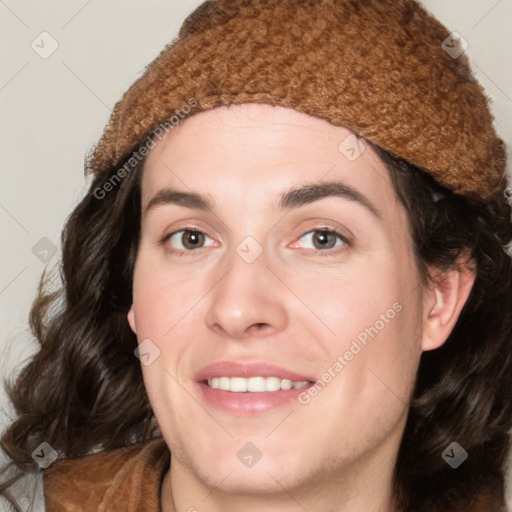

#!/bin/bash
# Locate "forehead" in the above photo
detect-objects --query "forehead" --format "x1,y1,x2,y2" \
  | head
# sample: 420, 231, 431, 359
141, 103, 399, 220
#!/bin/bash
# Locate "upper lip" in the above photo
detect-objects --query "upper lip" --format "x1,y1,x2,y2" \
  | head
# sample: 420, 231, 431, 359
194, 361, 316, 382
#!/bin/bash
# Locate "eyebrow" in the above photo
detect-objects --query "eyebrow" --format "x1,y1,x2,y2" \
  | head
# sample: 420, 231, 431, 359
143, 181, 381, 220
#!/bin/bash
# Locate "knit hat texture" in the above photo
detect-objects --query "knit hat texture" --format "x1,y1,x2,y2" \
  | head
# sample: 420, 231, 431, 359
88, 0, 508, 202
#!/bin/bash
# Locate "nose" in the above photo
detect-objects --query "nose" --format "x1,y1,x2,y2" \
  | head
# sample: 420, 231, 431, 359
204, 247, 289, 341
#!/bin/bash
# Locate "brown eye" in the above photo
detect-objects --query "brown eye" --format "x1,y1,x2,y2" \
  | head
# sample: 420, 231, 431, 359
166, 229, 213, 253
312, 230, 338, 250
296, 229, 348, 254
181, 230, 205, 249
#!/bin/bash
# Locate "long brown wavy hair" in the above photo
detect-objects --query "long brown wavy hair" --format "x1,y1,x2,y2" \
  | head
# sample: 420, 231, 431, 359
1, 132, 511, 511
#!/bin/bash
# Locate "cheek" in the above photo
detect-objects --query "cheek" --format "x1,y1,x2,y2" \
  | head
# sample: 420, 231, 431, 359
131, 260, 201, 339
292, 251, 423, 401
132, 263, 194, 420
290, 256, 416, 343
131, 260, 208, 396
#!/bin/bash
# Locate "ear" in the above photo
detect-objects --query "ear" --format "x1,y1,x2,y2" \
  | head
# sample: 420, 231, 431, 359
421, 255, 476, 352
127, 304, 137, 335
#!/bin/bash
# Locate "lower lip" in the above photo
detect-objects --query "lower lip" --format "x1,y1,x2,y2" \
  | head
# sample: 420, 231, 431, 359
197, 381, 313, 415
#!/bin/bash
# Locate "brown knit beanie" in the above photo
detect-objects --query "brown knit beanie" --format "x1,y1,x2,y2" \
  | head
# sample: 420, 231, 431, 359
88, 0, 509, 203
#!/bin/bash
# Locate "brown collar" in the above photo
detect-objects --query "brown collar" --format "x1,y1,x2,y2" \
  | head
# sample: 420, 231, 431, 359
43, 438, 169, 511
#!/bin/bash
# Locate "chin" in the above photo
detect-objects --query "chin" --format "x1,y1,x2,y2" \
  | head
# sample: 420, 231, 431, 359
174, 434, 309, 491
197, 458, 303, 495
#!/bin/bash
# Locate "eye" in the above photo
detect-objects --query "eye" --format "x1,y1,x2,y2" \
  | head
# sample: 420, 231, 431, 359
162, 227, 349, 257
164, 229, 215, 254
296, 229, 348, 255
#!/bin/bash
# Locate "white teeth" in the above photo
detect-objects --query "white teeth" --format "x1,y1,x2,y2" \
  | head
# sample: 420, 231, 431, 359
206, 376, 310, 392
229, 377, 247, 392
247, 376, 266, 392
280, 379, 293, 390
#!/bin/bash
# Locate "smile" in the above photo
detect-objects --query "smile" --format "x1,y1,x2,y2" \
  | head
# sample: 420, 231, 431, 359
206, 376, 311, 392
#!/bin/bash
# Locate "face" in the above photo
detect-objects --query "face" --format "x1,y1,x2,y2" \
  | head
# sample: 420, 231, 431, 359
128, 103, 427, 498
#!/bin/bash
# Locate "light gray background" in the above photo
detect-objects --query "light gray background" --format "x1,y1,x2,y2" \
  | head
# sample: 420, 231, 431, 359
1, 0, 511, 508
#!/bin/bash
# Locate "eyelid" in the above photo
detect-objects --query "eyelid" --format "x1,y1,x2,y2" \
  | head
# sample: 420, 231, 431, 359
288, 219, 353, 246
296, 228, 349, 245
158, 219, 216, 243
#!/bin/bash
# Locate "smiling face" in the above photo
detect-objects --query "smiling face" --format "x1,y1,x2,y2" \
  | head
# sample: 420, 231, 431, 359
127, 103, 430, 505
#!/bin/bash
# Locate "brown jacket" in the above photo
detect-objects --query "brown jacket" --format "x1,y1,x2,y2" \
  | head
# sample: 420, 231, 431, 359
43, 438, 169, 511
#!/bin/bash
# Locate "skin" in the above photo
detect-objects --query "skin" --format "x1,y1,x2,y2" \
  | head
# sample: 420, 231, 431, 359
127, 103, 475, 512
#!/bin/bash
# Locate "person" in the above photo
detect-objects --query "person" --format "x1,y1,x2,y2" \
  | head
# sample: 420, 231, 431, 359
1, 0, 511, 511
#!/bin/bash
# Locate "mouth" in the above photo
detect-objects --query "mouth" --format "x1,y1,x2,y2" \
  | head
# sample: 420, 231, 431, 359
195, 361, 316, 415
204, 376, 311, 392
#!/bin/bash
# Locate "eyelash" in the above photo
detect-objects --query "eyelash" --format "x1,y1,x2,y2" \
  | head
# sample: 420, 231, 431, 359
160, 226, 351, 258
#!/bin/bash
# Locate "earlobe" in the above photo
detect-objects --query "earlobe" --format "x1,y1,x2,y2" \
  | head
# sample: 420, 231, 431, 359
421, 258, 476, 352
127, 304, 137, 335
